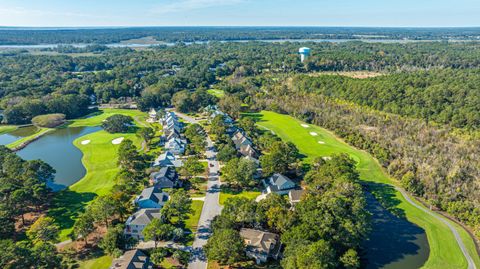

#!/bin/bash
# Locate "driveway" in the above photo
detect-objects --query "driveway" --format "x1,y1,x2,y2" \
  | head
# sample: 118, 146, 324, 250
174, 111, 223, 269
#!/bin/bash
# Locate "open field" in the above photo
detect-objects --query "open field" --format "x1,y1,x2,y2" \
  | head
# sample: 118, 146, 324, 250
207, 89, 225, 98
69, 109, 147, 127
50, 109, 145, 240
219, 189, 261, 206
308, 71, 384, 79
248, 110, 480, 269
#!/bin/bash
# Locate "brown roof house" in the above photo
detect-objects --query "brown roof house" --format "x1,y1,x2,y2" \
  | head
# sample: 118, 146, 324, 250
288, 189, 305, 207
110, 249, 153, 269
240, 228, 281, 264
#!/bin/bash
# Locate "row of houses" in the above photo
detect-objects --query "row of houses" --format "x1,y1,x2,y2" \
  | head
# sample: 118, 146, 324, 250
111, 112, 188, 269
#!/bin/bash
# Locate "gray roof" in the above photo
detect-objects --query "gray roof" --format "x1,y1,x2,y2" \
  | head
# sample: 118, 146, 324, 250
271, 173, 295, 189
126, 209, 161, 226
110, 249, 151, 269
137, 187, 169, 204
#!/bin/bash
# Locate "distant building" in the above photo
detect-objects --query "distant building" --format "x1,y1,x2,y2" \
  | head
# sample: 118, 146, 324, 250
124, 209, 161, 241
240, 228, 281, 264
231, 130, 258, 158
299, 47, 311, 62
134, 186, 169, 209
110, 249, 153, 269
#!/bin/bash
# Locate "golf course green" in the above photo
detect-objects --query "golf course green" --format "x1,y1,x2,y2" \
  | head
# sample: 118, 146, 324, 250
50, 109, 146, 240
250, 111, 480, 269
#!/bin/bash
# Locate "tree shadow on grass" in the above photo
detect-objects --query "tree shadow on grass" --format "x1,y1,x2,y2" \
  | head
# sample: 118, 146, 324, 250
361, 183, 429, 269
48, 190, 97, 236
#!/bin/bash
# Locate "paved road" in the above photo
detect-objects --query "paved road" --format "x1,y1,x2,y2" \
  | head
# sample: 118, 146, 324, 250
396, 187, 477, 269
175, 111, 223, 269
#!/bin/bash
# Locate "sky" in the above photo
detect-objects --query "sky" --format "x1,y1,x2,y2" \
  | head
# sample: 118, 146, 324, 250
0, 0, 479, 27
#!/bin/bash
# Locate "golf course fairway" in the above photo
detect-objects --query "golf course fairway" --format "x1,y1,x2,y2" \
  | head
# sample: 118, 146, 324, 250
250, 110, 480, 269
50, 109, 145, 240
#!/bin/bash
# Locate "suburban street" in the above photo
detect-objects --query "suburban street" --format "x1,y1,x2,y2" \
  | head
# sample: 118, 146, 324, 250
174, 111, 223, 269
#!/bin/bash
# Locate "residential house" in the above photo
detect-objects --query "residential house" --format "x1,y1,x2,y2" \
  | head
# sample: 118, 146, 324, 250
265, 173, 296, 195
165, 137, 186, 155
240, 228, 281, 264
124, 209, 161, 241
110, 249, 153, 269
232, 130, 257, 158
153, 151, 183, 168
150, 167, 181, 189
134, 186, 169, 209
288, 189, 305, 207
148, 108, 158, 121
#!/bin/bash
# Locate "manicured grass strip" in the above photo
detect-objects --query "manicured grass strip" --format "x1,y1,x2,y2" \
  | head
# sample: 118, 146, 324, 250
207, 89, 225, 98
219, 190, 261, 206
78, 255, 113, 269
185, 200, 204, 232
7, 127, 52, 149
0, 125, 17, 135
250, 110, 480, 269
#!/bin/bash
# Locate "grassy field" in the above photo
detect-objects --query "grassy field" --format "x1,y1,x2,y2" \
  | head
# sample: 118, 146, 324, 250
207, 89, 225, 98
78, 255, 112, 269
0, 125, 17, 135
6, 127, 52, 149
69, 109, 147, 127
249, 110, 480, 269
219, 190, 261, 206
50, 109, 145, 240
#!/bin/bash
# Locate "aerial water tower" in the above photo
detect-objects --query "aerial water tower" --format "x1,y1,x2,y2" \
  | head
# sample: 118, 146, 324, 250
299, 47, 311, 62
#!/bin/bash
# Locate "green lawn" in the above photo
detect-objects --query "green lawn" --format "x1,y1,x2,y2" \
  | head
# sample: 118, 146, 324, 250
0, 125, 17, 135
50, 109, 145, 241
219, 190, 261, 206
185, 200, 204, 232
77, 255, 112, 269
207, 89, 225, 98
6, 127, 52, 149
69, 108, 147, 127
248, 110, 480, 269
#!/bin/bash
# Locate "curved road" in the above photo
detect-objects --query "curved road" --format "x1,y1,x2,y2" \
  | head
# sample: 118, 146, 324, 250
396, 187, 476, 269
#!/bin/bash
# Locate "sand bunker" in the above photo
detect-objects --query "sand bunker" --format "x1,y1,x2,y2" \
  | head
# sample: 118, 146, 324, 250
322, 156, 332, 161
112, 137, 125, 145
310, 132, 318, 136
80, 140, 91, 145
318, 141, 325, 144
301, 124, 309, 128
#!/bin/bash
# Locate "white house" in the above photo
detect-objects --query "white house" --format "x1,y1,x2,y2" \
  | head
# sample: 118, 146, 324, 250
153, 151, 183, 168
265, 173, 296, 195
124, 209, 161, 241
165, 137, 186, 155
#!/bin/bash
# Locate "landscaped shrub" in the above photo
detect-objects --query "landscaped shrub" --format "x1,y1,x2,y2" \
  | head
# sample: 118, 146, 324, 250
31, 113, 66, 128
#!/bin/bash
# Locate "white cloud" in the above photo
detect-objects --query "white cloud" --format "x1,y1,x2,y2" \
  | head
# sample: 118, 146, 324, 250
151, 0, 246, 15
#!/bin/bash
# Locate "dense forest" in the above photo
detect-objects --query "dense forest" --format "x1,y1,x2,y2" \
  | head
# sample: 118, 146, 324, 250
1, 27, 480, 45
3, 41, 480, 124
293, 70, 480, 129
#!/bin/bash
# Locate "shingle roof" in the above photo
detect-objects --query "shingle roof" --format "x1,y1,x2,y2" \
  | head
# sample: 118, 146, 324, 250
137, 187, 169, 204
240, 228, 280, 255
126, 209, 161, 226
288, 189, 304, 203
271, 173, 294, 189
110, 249, 151, 269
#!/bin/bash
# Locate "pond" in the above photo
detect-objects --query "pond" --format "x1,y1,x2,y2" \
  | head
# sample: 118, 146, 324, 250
0, 126, 39, 145
16, 126, 101, 191
362, 191, 430, 269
